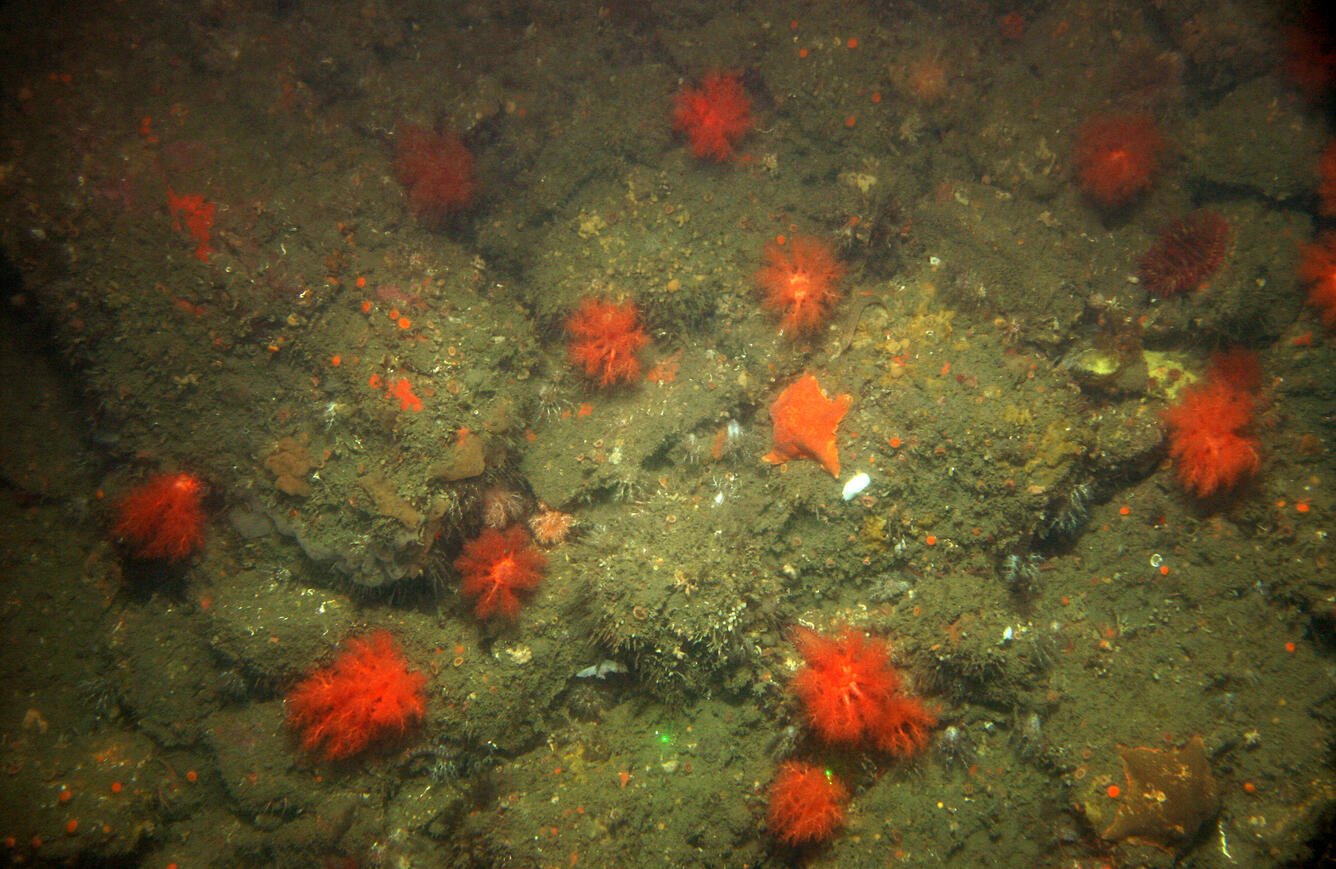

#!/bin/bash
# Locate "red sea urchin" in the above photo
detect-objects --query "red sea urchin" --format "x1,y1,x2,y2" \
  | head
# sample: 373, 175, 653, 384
1137, 210, 1232, 298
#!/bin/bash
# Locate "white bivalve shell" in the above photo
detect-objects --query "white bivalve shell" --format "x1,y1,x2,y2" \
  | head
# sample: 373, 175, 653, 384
841, 472, 871, 501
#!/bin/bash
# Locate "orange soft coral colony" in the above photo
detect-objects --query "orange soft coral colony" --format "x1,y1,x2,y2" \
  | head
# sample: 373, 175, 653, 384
286, 631, 426, 761
790, 627, 900, 744
872, 693, 936, 757
566, 298, 651, 387
1074, 114, 1165, 209
1300, 234, 1336, 329
113, 472, 207, 561
1162, 380, 1260, 498
767, 761, 848, 847
394, 124, 476, 228
672, 70, 753, 162
763, 374, 851, 477
453, 525, 547, 619
755, 236, 846, 335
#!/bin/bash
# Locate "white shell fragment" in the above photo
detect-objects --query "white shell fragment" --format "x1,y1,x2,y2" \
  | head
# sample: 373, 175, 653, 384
841, 472, 871, 501
574, 660, 628, 679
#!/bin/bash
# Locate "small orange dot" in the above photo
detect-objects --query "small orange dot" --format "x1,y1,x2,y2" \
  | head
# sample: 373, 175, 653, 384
360, 300, 372, 313
1060, 596, 1070, 605
355, 275, 367, 289
888, 436, 902, 448
330, 355, 341, 367
846, 37, 859, 49
58, 789, 72, 802
397, 316, 412, 330
110, 782, 122, 794
65, 819, 78, 835
388, 307, 399, 320
871, 92, 882, 103
844, 115, 856, 127
789, 19, 799, 29
775, 234, 787, 246
1296, 501, 1311, 513
185, 770, 198, 783
1159, 565, 1170, 576
925, 535, 937, 546
1243, 781, 1256, 792
1106, 785, 1121, 799
1285, 641, 1297, 652
1118, 505, 1130, 515
798, 47, 809, 59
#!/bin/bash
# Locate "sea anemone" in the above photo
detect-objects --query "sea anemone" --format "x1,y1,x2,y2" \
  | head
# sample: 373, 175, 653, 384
1137, 210, 1231, 298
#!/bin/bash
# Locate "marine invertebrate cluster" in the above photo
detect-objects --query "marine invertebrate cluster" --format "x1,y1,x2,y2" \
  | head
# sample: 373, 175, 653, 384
1073, 114, 1165, 209
671, 70, 753, 162
755, 236, 846, 335
114, 472, 207, 561
1162, 351, 1262, 498
394, 124, 476, 228
479, 485, 527, 530
566, 298, 651, 387
766, 761, 848, 847
529, 503, 575, 546
453, 525, 547, 619
1137, 210, 1231, 298
286, 632, 426, 760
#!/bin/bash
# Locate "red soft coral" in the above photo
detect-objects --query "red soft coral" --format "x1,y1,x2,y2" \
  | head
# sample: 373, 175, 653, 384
1074, 114, 1165, 209
1319, 142, 1336, 217
1300, 234, 1336, 329
287, 631, 426, 761
453, 525, 547, 619
872, 694, 936, 757
791, 627, 901, 745
767, 761, 848, 847
1163, 380, 1260, 498
672, 71, 753, 162
114, 472, 207, 561
394, 125, 476, 228
755, 236, 846, 335
566, 298, 651, 387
